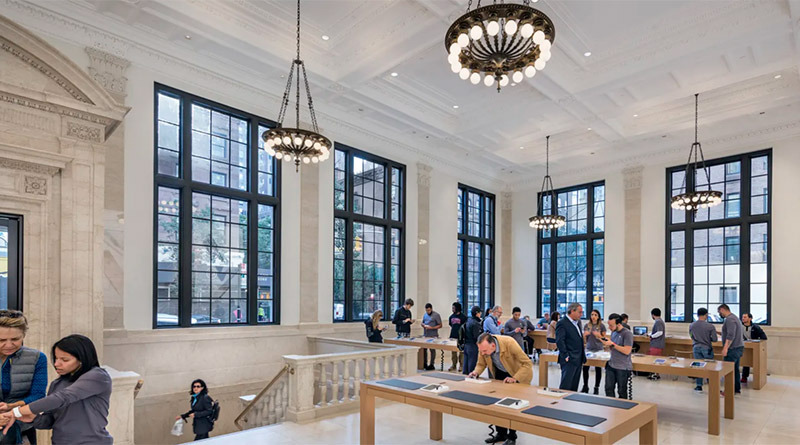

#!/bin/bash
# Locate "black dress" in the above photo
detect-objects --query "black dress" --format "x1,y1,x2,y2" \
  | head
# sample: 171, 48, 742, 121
365, 320, 383, 343
182, 393, 214, 440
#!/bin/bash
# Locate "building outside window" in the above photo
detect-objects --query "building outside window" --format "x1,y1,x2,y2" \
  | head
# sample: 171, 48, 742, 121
457, 185, 494, 311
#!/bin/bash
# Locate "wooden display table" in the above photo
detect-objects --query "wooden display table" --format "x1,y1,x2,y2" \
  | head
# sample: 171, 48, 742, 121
384, 337, 459, 371
538, 352, 734, 435
360, 374, 658, 445
528, 330, 767, 389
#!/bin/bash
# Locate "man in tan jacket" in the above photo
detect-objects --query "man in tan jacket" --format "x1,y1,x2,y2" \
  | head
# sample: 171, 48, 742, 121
468, 332, 533, 445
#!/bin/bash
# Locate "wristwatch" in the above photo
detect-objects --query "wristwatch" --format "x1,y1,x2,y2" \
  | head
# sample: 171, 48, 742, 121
12, 407, 22, 418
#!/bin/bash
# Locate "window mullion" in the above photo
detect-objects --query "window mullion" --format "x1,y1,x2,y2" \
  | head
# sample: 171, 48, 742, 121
178, 97, 193, 328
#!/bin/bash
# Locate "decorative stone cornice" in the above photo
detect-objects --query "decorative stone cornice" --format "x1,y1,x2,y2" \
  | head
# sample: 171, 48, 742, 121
416, 163, 432, 188
0, 35, 92, 104
85, 47, 130, 98
64, 120, 104, 142
0, 91, 114, 130
623, 166, 644, 190
0, 158, 59, 176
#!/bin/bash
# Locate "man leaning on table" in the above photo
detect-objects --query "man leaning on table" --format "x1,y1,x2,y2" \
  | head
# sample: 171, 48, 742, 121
600, 313, 634, 399
468, 332, 532, 445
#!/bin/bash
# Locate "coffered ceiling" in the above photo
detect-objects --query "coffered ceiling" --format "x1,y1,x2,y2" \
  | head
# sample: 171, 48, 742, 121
6, 0, 800, 187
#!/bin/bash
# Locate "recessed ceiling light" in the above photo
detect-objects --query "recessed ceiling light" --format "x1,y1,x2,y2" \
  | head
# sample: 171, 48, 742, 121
321, 35, 330, 41
519, 146, 525, 150
511, 83, 517, 86
453, 105, 459, 109
184, 35, 192, 40
587, 127, 592, 131
633, 114, 639, 117
390, 72, 398, 77
584, 51, 592, 57
774, 74, 782, 79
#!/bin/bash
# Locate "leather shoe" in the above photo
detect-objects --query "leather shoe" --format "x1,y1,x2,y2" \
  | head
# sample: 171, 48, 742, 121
502, 440, 516, 445
485, 435, 506, 444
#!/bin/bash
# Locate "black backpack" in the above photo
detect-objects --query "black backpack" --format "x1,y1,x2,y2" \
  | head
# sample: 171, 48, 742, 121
210, 399, 221, 423
457, 323, 467, 352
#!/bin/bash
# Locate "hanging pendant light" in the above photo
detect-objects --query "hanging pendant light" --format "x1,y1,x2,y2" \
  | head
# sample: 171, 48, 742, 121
262, 0, 332, 172
670, 93, 723, 212
529, 135, 566, 230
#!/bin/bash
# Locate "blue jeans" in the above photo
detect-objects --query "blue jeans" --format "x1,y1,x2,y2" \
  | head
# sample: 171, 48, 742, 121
692, 345, 714, 388
724, 346, 744, 393
463, 343, 478, 375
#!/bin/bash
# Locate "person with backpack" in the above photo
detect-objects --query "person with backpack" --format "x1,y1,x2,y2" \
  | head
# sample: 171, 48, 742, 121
462, 306, 483, 375
448, 302, 467, 372
176, 379, 217, 441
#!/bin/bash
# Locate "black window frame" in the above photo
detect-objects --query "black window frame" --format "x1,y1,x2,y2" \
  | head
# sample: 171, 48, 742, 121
153, 83, 282, 328
665, 149, 772, 324
333, 143, 405, 322
457, 184, 495, 312
0, 214, 22, 311
536, 181, 605, 319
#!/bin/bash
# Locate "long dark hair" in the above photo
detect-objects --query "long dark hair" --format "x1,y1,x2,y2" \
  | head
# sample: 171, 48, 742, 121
52, 334, 100, 382
190, 379, 209, 396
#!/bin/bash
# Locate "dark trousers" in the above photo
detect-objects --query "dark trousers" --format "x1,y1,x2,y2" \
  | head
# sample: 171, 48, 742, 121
724, 346, 744, 393
559, 360, 582, 391
490, 368, 517, 440
463, 343, 478, 375
424, 348, 437, 368
523, 336, 533, 355
742, 366, 750, 380
582, 365, 602, 390
194, 433, 209, 441
604, 364, 631, 399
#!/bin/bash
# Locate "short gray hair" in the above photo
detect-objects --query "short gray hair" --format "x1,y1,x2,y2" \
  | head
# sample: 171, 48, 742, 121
567, 303, 582, 315
491, 305, 502, 313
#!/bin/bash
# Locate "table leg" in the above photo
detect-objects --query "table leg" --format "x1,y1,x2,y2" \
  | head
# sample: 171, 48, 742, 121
538, 358, 548, 387
429, 410, 443, 441
440, 350, 445, 371
708, 374, 720, 435
639, 414, 657, 445
360, 389, 375, 445
417, 348, 424, 370
724, 371, 734, 419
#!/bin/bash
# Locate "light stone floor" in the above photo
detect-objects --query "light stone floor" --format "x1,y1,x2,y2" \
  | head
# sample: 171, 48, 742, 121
197, 364, 800, 444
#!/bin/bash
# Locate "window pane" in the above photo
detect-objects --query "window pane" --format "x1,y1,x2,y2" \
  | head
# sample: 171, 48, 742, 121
257, 204, 275, 323
352, 222, 385, 320
191, 104, 248, 190
669, 231, 685, 321
353, 156, 385, 218
257, 125, 276, 196
156, 186, 180, 326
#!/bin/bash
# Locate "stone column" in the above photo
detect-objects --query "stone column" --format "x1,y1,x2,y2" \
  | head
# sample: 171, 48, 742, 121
86, 47, 130, 329
500, 191, 512, 310
623, 166, 644, 319
104, 366, 141, 445
300, 165, 320, 323
416, 163, 431, 308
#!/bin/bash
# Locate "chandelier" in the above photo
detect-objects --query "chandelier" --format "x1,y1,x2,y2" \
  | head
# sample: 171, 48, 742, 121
670, 94, 723, 212
445, 0, 555, 92
262, 0, 331, 172
529, 135, 566, 230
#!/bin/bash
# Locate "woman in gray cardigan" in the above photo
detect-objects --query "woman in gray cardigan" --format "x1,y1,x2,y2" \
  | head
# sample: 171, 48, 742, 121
0, 335, 112, 445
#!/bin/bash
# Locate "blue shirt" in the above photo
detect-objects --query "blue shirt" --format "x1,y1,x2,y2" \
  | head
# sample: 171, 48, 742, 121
483, 315, 501, 335
2, 351, 48, 404
569, 317, 582, 337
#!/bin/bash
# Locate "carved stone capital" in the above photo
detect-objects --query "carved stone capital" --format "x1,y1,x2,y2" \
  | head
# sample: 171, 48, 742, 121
24, 175, 47, 195
417, 163, 432, 188
623, 165, 644, 190
64, 120, 104, 143
85, 47, 130, 98
501, 191, 513, 211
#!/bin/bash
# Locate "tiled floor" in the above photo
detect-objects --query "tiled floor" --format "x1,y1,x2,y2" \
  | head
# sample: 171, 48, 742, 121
198, 364, 800, 444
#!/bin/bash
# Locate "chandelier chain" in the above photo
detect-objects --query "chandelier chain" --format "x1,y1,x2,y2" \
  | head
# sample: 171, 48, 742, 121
301, 63, 320, 133
295, 0, 301, 61
276, 61, 296, 126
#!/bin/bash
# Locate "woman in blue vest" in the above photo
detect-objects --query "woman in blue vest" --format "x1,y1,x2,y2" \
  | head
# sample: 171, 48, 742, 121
0, 310, 47, 444
177, 379, 215, 441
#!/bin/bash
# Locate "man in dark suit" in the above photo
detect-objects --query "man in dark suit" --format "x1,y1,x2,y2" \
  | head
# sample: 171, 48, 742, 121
555, 302, 585, 391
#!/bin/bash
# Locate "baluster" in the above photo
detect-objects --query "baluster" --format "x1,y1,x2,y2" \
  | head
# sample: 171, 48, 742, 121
353, 359, 362, 400
364, 357, 371, 383
330, 361, 340, 404
343, 359, 352, 400
399, 353, 407, 376
281, 381, 289, 420
383, 354, 390, 378
317, 363, 327, 406
266, 391, 275, 424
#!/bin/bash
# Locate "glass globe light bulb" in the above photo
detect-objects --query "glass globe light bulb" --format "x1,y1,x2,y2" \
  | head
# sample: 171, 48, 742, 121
524, 65, 536, 78
512, 70, 523, 83
304, 139, 313, 147
273, 137, 282, 146
314, 142, 321, 149
484, 74, 495, 86
303, 157, 310, 164
505, 19, 517, 36
457, 33, 470, 47
499, 74, 509, 86
284, 155, 292, 163
293, 136, 302, 146
459, 68, 470, 80
541, 50, 551, 62
532, 30, 545, 45
470, 25, 483, 40
487, 20, 500, 36
534, 59, 546, 70
449, 43, 461, 54
312, 156, 319, 163
540, 39, 552, 51
320, 146, 329, 155
266, 139, 274, 147
282, 136, 291, 145
520, 23, 534, 38
451, 62, 462, 73
470, 72, 481, 84
448, 53, 459, 64
275, 152, 284, 159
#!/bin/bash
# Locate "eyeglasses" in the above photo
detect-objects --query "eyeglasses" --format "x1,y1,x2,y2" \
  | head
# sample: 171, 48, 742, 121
192, 385, 203, 388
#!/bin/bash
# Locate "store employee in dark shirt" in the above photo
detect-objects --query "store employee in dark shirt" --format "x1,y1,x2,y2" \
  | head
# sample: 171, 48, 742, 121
740, 312, 767, 384
600, 313, 633, 399
448, 302, 467, 372
392, 299, 415, 337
